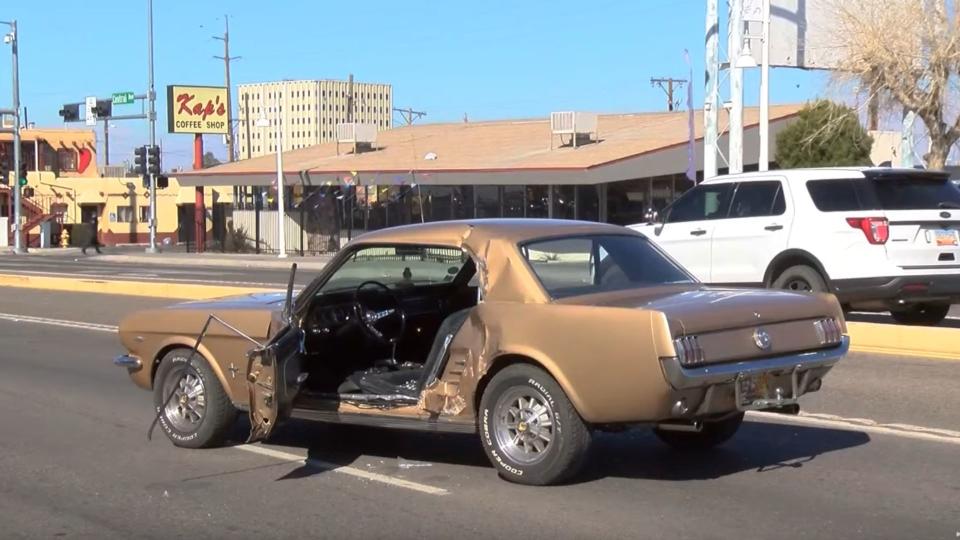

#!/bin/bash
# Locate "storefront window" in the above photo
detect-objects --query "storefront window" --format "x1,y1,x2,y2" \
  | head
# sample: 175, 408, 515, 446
502, 185, 525, 217
552, 185, 576, 220
606, 178, 649, 225
576, 185, 601, 222
475, 185, 500, 218
526, 185, 549, 218
452, 186, 473, 219
58, 149, 77, 172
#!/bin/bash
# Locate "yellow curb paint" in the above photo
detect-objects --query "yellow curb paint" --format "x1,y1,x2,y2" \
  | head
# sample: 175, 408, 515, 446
847, 321, 960, 361
0, 273, 274, 300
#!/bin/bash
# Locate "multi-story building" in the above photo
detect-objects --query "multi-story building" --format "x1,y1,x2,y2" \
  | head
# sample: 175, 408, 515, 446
236, 79, 393, 159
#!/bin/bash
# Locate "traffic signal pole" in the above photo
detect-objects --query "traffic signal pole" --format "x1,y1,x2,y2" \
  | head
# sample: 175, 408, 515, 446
4, 20, 25, 254
194, 134, 205, 253
145, 0, 159, 253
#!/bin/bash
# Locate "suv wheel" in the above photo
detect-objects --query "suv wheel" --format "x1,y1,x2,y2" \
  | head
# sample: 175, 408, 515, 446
479, 364, 592, 485
653, 413, 744, 450
772, 265, 827, 293
890, 303, 950, 326
153, 348, 237, 448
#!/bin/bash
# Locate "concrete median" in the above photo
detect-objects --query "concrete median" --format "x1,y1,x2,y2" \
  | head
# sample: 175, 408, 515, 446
0, 272, 956, 360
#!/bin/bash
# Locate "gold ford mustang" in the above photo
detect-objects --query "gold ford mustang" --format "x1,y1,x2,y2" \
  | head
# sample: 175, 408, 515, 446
116, 219, 848, 485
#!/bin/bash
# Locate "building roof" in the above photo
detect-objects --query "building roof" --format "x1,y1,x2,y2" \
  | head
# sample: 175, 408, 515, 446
0, 128, 96, 146
180, 104, 802, 186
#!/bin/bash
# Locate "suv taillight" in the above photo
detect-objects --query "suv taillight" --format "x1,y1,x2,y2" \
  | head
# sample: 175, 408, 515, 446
846, 217, 889, 245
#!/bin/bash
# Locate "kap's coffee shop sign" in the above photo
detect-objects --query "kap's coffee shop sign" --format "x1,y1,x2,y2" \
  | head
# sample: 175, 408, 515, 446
166, 85, 228, 134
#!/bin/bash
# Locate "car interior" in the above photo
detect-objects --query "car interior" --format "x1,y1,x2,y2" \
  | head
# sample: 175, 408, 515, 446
294, 244, 480, 407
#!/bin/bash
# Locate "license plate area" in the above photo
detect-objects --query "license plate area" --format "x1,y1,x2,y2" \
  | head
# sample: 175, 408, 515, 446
931, 229, 958, 247
734, 367, 804, 411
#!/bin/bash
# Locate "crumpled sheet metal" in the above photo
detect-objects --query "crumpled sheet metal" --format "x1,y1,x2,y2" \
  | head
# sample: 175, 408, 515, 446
419, 309, 493, 416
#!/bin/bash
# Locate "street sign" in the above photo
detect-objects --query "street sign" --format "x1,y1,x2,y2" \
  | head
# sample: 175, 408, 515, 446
85, 96, 97, 126
112, 91, 135, 105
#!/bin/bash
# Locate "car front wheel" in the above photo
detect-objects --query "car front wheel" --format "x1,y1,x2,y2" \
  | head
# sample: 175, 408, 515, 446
479, 364, 591, 486
153, 348, 237, 449
653, 413, 744, 450
890, 303, 950, 326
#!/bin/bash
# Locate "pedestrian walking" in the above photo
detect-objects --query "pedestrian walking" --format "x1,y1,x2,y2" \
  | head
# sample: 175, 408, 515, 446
82, 215, 103, 255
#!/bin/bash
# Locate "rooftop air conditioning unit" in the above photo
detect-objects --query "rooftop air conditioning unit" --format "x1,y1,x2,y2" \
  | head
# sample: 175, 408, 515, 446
336, 122, 378, 155
550, 111, 598, 149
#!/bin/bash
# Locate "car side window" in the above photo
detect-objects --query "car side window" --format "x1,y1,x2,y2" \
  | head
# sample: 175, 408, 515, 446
665, 183, 734, 223
728, 181, 786, 218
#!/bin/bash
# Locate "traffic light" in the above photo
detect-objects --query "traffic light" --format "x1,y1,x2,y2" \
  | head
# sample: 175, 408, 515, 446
134, 146, 147, 176
0, 156, 8, 185
91, 100, 112, 119
18, 161, 27, 187
22, 186, 34, 198
58, 104, 80, 122
147, 145, 161, 176
156, 174, 169, 189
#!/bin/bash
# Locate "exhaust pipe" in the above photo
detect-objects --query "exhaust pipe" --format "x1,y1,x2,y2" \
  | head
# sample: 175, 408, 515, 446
760, 403, 800, 415
656, 420, 703, 433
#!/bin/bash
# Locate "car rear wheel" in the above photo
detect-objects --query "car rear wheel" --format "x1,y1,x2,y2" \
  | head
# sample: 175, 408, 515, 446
653, 413, 744, 450
479, 364, 591, 486
890, 303, 950, 326
772, 265, 827, 293
153, 348, 237, 449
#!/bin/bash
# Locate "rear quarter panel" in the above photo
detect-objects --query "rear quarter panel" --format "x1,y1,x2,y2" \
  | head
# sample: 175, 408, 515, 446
437, 302, 678, 424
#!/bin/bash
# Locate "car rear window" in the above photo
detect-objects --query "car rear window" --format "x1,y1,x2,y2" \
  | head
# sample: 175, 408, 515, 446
807, 176, 960, 211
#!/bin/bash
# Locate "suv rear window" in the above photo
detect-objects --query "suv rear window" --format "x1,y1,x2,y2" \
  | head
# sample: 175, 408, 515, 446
807, 176, 960, 211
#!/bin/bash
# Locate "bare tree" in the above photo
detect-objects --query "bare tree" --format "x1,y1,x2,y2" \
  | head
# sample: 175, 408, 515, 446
829, 0, 960, 168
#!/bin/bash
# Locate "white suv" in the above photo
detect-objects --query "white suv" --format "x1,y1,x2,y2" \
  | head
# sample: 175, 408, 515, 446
630, 168, 960, 326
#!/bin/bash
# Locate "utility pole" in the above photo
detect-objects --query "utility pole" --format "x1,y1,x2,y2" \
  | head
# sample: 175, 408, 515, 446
103, 120, 110, 166
650, 77, 688, 112
704, 0, 719, 179
728, 0, 745, 175
1, 19, 24, 253
146, 0, 159, 253
392, 107, 426, 126
214, 15, 240, 163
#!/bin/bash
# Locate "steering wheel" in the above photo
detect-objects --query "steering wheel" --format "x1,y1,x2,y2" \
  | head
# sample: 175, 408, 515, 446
353, 280, 407, 345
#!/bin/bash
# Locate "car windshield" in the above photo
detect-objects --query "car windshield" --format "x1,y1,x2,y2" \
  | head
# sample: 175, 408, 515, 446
319, 245, 469, 294
520, 234, 694, 299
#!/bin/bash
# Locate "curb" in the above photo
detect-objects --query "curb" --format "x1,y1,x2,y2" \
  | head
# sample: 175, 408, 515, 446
93, 254, 332, 271
0, 274, 276, 300
846, 321, 960, 361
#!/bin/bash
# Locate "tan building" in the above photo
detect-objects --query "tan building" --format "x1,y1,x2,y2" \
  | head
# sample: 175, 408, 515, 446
236, 79, 393, 159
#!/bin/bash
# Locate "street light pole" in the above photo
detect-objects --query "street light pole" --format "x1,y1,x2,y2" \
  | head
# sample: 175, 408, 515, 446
2, 20, 25, 253
275, 83, 287, 258
758, 0, 771, 172
145, 0, 159, 253
728, 0, 744, 175
704, 0, 719, 179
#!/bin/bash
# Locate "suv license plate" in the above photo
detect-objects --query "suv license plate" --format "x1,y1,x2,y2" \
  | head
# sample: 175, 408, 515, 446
933, 229, 958, 246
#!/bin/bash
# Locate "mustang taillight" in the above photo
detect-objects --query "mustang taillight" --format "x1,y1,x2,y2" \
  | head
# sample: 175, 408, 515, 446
674, 335, 705, 367
846, 216, 889, 245
813, 318, 843, 345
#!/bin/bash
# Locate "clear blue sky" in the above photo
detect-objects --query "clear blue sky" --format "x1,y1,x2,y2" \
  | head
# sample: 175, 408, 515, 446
0, 0, 827, 169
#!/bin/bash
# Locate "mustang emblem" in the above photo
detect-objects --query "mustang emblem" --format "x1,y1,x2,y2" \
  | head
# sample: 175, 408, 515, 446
940, 211, 951, 219
752, 328, 772, 351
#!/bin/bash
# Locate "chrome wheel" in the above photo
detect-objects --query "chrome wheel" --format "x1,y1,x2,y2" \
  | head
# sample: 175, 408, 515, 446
162, 365, 207, 432
493, 388, 556, 465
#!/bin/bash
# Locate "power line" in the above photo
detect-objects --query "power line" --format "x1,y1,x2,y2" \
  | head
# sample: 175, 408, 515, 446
650, 77, 688, 112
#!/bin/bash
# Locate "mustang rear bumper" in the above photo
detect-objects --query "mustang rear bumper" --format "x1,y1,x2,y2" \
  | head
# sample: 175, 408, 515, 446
661, 337, 849, 390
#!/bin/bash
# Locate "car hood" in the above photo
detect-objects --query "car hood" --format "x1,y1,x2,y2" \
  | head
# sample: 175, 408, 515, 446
557, 285, 843, 335
168, 291, 287, 312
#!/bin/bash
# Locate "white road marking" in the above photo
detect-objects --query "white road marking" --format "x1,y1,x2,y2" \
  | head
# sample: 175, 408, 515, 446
749, 411, 960, 446
0, 268, 284, 288
0, 312, 118, 333
234, 444, 449, 496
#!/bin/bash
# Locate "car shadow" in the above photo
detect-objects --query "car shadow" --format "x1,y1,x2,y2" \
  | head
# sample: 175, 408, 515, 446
226, 416, 870, 485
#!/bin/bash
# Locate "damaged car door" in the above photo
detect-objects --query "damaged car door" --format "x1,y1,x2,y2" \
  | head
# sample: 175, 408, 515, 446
247, 265, 306, 442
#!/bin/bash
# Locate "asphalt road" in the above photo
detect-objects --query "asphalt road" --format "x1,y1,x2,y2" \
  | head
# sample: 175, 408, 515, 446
1, 288, 958, 539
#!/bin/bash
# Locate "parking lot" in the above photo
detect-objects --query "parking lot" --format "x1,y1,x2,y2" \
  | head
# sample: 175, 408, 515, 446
1, 287, 958, 539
